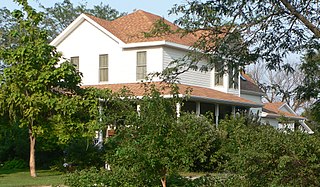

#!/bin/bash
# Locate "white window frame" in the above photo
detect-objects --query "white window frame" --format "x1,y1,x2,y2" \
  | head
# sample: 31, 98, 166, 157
99, 54, 109, 82
136, 51, 147, 80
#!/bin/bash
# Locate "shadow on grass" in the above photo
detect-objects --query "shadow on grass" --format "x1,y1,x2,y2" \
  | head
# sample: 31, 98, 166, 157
0, 168, 29, 175
0, 168, 62, 177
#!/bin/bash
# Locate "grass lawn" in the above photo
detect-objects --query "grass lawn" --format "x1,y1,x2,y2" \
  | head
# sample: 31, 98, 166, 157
0, 169, 64, 187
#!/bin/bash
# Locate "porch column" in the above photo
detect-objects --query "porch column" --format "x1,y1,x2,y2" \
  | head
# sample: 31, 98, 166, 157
215, 104, 219, 127
196, 102, 201, 116
232, 106, 236, 117
137, 104, 141, 117
97, 104, 103, 148
176, 103, 181, 118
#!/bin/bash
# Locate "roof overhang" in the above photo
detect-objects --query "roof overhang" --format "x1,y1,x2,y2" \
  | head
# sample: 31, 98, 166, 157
121, 41, 191, 50
188, 95, 263, 108
261, 112, 305, 120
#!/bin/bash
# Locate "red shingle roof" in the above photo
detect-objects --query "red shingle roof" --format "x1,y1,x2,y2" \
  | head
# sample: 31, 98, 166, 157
85, 10, 198, 45
263, 102, 303, 119
83, 82, 261, 107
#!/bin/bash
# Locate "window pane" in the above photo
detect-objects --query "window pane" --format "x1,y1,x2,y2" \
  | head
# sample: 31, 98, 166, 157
137, 51, 147, 80
137, 51, 146, 66
99, 54, 108, 67
99, 68, 108, 82
71, 56, 79, 71
137, 66, 146, 80
215, 62, 223, 86
228, 67, 239, 89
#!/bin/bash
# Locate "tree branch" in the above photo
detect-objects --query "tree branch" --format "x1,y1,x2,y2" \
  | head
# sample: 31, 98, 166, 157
279, 0, 320, 38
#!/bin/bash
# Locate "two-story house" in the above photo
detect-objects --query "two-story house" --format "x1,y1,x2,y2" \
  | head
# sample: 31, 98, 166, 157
50, 10, 313, 134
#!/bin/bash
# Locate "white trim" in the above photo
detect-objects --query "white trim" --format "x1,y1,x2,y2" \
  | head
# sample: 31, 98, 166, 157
279, 103, 298, 115
121, 41, 191, 50
299, 120, 314, 134
196, 102, 201, 115
176, 103, 181, 118
215, 104, 219, 126
50, 13, 124, 47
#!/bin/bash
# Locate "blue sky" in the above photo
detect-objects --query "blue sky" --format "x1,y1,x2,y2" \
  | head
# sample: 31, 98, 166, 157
1, 0, 184, 21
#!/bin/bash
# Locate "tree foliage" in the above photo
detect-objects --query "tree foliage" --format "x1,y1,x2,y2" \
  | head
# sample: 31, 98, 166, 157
39, 0, 126, 40
104, 84, 217, 187
217, 117, 320, 186
247, 62, 312, 112
0, 0, 106, 177
164, 0, 320, 73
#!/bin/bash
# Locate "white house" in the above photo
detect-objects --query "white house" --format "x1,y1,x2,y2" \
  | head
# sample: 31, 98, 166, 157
50, 10, 313, 134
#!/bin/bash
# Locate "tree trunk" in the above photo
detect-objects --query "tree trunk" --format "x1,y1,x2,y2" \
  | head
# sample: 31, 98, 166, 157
29, 126, 37, 177
161, 176, 166, 187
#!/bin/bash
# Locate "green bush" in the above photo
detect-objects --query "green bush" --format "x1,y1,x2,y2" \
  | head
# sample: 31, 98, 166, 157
64, 167, 111, 187
217, 116, 320, 186
1, 159, 27, 169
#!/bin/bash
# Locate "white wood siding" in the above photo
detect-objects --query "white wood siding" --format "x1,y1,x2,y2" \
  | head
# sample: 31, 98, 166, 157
163, 47, 211, 88
55, 20, 163, 85
240, 93, 263, 104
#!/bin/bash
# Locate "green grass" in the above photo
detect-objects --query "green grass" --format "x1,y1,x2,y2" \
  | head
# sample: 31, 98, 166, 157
0, 169, 64, 187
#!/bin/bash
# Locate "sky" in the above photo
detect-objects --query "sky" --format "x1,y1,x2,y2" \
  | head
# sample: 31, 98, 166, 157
1, 0, 185, 21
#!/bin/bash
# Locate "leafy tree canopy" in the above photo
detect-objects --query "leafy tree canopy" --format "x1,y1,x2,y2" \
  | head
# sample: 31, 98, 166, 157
39, 0, 127, 40
0, 0, 113, 177
152, 0, 320, 75
105, 84, 217, 187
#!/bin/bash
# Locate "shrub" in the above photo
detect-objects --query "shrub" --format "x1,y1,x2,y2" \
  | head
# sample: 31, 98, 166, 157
63, 167, 111, 187
217, 116, 320, 186
1, 159, 27, 169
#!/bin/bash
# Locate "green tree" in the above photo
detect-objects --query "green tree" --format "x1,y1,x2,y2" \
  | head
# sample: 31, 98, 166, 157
40, 0, 126, 40
164, 0, 320, 72
105, 84, 216, 187
217, 116, 320, 186
0, 0, 103, 177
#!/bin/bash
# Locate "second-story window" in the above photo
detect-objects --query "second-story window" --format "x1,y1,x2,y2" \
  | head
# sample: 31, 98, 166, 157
215, 62, 224, 86
228, 68, 239, 89
136, 51, 147, 80
71, 56, 79, 71
99, 54, 108, 82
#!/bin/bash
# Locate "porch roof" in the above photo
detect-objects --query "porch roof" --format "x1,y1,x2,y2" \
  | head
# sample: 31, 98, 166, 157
83, 82, 263, 107
262, 102, 304, 120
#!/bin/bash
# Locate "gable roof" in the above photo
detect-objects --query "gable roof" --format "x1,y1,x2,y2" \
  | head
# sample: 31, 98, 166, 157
240, 73, 264, 94
85, 10, 198, 46
83, 82, 262, 107
262, 102, 303, 120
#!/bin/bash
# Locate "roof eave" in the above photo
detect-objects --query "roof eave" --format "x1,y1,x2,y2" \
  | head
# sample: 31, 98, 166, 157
262, 113, 305, 120
189, 95, 263, 107
121, 41, 191, 50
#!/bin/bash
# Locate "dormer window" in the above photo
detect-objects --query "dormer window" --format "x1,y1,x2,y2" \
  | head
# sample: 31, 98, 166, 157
215, 62, 224, 86
136, 51, 147, 80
